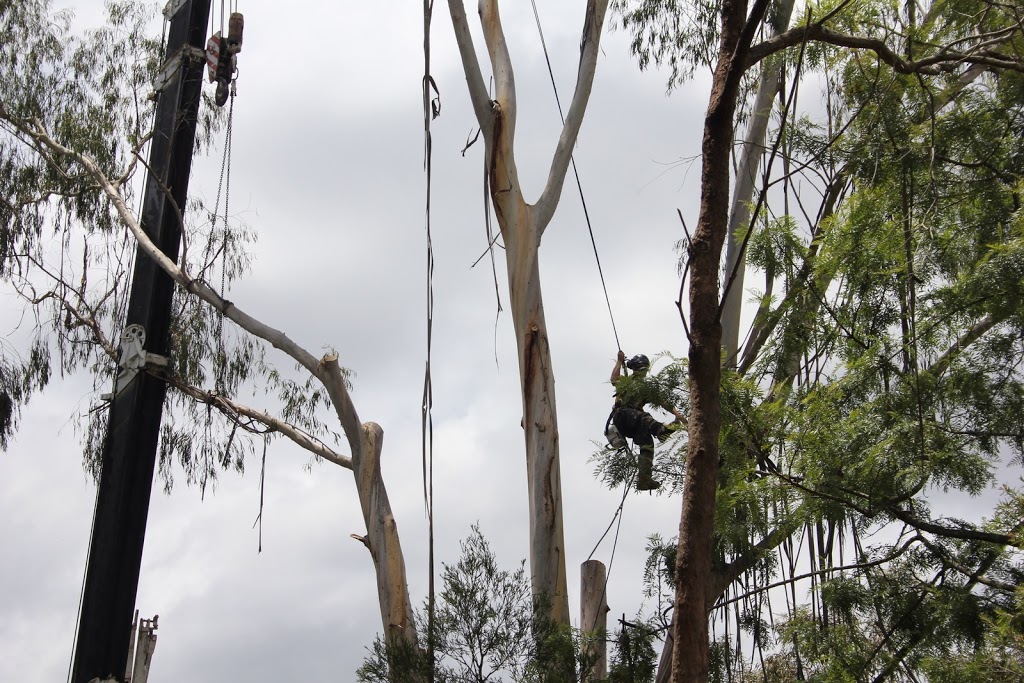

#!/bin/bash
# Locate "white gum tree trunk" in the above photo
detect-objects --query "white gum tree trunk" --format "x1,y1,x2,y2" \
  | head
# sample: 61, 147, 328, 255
447, 0, 609, 626
720, 0, 796, 365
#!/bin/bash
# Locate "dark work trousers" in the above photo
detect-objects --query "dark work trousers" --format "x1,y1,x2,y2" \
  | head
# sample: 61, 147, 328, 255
612, 406, 665, 480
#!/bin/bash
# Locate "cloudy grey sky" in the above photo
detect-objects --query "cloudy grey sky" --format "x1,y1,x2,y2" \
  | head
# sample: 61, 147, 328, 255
0, 1, 715, 680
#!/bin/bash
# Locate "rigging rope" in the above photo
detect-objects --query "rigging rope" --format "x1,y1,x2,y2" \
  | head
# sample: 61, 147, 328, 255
531, 1, 632, 615
529, 0, 621, 353
421, 0, 438, 677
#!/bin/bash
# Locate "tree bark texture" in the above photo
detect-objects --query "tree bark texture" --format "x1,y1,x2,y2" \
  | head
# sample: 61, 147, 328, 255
670, 0, 761, 680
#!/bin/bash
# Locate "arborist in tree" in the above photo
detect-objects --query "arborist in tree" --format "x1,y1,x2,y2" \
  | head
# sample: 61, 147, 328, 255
608, 350, 684, 491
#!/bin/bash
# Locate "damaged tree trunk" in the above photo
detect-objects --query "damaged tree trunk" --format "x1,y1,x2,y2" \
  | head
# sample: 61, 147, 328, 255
446, 0, 608, 627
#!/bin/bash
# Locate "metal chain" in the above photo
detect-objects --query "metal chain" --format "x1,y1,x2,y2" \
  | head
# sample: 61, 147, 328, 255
213, 91, 234, 392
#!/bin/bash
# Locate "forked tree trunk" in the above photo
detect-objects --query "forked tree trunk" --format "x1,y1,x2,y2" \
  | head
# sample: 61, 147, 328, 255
447, 0, 608, 627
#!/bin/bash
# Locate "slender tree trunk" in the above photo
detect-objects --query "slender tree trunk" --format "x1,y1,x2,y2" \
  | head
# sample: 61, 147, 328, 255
495, 171, 570, 624
352, 421, 418, 646
720, 0, 796, 364
670, 0, 761, 680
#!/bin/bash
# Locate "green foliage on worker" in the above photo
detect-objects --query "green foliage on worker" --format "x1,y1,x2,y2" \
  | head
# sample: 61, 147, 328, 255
357, 525, 598, 683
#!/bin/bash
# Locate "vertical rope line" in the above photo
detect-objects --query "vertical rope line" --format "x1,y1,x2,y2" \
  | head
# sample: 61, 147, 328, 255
421, 1, 437, 678
529, 0, 620, 351
212, 94, 233, 392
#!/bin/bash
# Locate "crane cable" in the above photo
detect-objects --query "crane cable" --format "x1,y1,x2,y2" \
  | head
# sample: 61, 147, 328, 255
529, 0, 621, 353
212, 88, 234, 392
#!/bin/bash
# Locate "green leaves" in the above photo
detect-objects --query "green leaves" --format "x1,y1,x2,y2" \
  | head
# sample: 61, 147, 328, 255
358, 525, 595, 683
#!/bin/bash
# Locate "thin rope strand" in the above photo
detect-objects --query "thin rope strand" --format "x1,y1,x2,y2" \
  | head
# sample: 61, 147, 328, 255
530, 0, 621, 351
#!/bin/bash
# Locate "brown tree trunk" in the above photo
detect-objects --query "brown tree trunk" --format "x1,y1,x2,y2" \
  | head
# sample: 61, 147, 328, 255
670, 0, 760, 680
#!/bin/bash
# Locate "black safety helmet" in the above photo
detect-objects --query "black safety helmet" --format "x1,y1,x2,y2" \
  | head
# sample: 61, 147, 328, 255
625, 354, 650, 372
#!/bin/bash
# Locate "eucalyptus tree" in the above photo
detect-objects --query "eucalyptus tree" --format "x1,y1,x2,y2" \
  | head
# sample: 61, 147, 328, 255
610, 0, 1024, 680
445, 0, 609, 628
0, 0, 420, 653
1, 0, 618, 672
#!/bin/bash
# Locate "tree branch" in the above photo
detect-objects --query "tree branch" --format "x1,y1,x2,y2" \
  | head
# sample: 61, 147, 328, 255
916, 535, 1018, 592
447, 0, 495, 138
161, 373, 353, 470
480, 0, 517, 132
888, 506, 1021, 547
19, 118, 370, 461
927, 312, 999, 377
715, 537, 919, 607
746, 23, 1024, 74
534, 0, 609, 232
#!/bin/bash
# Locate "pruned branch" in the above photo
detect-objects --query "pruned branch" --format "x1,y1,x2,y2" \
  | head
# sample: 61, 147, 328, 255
162, 374, 353, 470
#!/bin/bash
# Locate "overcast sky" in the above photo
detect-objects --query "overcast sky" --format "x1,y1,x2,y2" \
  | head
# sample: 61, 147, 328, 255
0, 1, 720, 681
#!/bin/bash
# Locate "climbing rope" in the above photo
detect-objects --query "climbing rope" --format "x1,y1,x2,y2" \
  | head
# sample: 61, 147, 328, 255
422, 0, 438, 676
529, 0, 621, 352
529, 2, 632, 620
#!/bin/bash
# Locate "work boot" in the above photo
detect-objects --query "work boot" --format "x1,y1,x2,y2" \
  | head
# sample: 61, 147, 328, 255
637, 473, 661, 491
657, 420, 682, 442
637, 448, 661, 491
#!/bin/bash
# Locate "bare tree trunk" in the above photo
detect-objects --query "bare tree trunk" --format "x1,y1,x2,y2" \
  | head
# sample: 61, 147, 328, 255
446, 0, 609, 628
502, 204, 571, 624
352, 421, 418, 646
